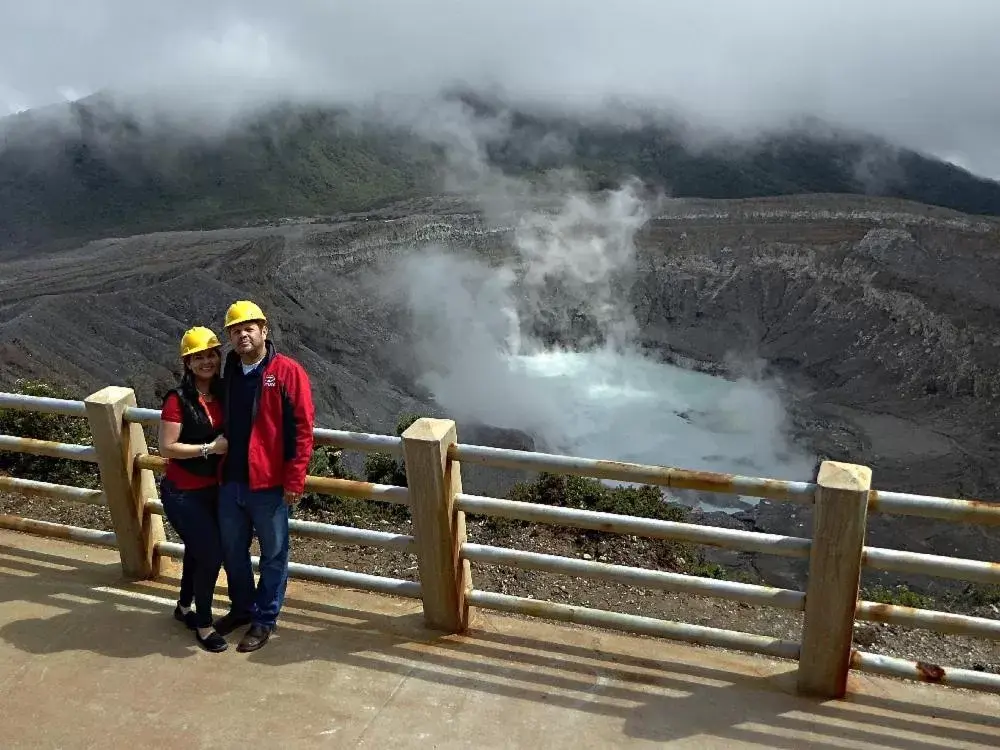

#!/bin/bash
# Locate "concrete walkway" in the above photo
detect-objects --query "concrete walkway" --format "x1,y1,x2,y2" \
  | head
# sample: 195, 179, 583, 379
1, 529, 998, 749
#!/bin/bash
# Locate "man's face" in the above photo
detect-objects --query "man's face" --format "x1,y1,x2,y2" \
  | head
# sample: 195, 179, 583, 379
227, 321, 267, 359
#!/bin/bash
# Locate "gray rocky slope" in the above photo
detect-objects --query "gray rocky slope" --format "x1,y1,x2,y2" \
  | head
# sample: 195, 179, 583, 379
2, 192, 999, 590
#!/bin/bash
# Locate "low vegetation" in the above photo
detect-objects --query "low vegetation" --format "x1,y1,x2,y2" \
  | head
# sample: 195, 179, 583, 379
0, 379, 99, 489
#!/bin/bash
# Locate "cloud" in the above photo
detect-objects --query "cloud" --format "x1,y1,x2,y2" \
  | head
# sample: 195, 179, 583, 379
2, 0, 1000, 176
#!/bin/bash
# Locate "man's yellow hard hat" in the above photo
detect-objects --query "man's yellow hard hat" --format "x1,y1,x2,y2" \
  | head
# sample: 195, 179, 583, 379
224, 300, 267, 329
179, 326, 222, 358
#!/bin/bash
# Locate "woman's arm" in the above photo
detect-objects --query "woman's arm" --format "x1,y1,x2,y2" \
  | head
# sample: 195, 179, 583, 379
158, 420, 226, 459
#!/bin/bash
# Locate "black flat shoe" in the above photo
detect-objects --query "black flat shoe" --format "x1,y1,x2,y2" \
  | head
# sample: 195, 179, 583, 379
196, 630, 228, 653
174, 605, 197, 630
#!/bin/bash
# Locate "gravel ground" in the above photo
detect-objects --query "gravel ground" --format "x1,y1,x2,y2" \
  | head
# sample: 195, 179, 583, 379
1, 490, 997, 676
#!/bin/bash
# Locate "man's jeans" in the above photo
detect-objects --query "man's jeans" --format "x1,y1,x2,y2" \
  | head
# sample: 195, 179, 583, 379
217, 481, 290, 629
159, 478, 223, 629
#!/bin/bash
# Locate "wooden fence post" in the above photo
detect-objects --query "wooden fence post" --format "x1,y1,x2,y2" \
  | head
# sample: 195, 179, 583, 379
797, 460, 872, 698
402, 417, 471, 632
85, 386, 164, 579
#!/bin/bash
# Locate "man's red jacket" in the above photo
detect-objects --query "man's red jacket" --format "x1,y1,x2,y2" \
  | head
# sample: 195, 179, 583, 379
220, 341, 315, 494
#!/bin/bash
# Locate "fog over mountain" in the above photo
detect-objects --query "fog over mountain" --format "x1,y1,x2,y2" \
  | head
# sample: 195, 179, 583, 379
3, 0, 1000, 178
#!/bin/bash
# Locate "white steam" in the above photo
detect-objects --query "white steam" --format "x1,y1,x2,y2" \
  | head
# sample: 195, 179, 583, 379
382, 164, 815, 502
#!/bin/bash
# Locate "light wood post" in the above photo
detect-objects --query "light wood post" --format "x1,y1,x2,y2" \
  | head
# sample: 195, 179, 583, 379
402, 418, 471, 632
797, 460, 872, 698
85, 386, 165, 579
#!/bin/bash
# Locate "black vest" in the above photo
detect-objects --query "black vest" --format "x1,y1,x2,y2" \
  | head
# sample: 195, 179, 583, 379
163, 386, 224, 477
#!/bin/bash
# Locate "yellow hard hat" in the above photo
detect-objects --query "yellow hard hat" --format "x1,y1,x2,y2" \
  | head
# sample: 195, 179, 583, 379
179, 326, 222, 358
224, 300, 267, 329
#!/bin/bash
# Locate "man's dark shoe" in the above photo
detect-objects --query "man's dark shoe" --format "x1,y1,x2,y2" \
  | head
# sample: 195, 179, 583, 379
213, 611, 252, 636
196, 630, 228, 653
174, 605, 197, 630
236, 624, 272, 653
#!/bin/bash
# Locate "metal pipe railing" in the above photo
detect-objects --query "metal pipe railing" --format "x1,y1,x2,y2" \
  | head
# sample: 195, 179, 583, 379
313, 428, 404, 456
146, 498, 414, 550
155, 541, 422, 599
868, 490, 1000, 526
850, 650, 1000, 694
0, 475, 106, 505
0, 434, 99, 462
135, 453, 410, 505
121, 404, 406, 456
122, 406, 161, 426
862, 546, 1000, 586
456, 493, 811, 558
450, 443, 817, 503
0, 392, 87, 417
0, 514, 117, 547
462, 543, 805, 610
305, 476, 410, 505
855, 600, 1000, 640
466, 589, 802, 660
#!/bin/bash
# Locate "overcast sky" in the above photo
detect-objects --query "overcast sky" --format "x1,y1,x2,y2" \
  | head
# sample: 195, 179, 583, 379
2, 0, 999, 177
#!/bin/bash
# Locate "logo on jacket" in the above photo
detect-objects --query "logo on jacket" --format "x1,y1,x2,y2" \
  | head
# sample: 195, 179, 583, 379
263, 374, 277, 388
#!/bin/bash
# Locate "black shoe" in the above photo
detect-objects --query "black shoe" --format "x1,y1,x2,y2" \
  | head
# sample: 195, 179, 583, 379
196, 630, 228, 653
236, 624, 272, 653
174, 605, 197, 630
213, 611, 252, 636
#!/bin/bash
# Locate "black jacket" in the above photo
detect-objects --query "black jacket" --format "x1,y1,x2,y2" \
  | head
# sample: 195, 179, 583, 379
162, 384, 224, 477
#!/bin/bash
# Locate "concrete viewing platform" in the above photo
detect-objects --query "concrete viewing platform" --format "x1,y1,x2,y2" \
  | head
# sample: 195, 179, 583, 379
1, 529, 998, 749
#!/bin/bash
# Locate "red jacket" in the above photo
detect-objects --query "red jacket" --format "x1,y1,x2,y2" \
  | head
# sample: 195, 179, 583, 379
221, 341, 315, 494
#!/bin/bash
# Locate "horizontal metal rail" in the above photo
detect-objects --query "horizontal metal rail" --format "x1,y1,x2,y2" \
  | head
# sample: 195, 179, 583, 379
313, 428, 404, 456
0, 475, 106, 506
862, 546, 1000, 586
456, 493, 811, 558
0, 392, 87, 417
850, 650, 1000, 694
305, 476, 410, 505
451, 443, 817, 503
466, 589, 801, 660
135, 453, 410, 505
869, 489, 1000, 526
155, 541, 422, 599
0, 514, 117, 547
123, 406, 162, 426
145, 499, 414, 550
856, 600, 1000, 640
123, 405, 405, 456
0, 434, 98, 463
135, 454, 167, 472
462, 543, 805, 610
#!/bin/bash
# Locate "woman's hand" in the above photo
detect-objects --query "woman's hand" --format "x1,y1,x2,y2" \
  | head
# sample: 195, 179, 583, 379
209, 436, 229, 455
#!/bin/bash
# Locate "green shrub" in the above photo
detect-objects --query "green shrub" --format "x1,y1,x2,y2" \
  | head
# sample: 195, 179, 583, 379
952, 584, 1000, 609
507, 472, 689, 523
301, 444, 409, 523
0, 379, 99, 489
362, 413, 427, 488
862, 583, 933, 609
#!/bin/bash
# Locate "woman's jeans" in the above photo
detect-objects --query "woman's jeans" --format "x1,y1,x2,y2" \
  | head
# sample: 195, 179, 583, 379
159, 478, 223, 629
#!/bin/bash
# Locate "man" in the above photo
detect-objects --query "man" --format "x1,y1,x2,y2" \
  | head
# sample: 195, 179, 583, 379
213, 300, 315, 652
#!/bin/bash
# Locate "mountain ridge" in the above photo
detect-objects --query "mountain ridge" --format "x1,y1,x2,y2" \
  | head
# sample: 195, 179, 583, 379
2, 91, 999, 251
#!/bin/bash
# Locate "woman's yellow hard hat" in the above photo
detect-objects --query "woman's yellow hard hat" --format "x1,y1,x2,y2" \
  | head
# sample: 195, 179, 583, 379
179, 326, 222, 358
224, 300, 267, 329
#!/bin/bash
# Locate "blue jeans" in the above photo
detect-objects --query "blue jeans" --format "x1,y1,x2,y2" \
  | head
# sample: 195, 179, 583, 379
159, 478, 223, 629
217, 482, 290, 629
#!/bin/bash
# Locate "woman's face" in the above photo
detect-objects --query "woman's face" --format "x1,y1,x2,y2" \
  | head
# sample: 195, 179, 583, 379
186, 348, 221, 381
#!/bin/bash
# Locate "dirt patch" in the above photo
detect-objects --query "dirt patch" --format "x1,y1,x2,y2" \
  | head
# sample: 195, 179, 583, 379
2, 490, 996, 676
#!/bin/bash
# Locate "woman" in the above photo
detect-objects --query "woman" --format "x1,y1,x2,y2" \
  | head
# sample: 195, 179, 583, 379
157, 326, 229, 653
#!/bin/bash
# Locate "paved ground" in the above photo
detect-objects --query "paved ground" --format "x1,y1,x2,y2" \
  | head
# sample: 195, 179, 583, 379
1, 529, 998, 749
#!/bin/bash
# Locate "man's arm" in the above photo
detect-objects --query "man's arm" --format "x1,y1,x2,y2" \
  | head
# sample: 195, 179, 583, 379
281, 360, 316, 501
